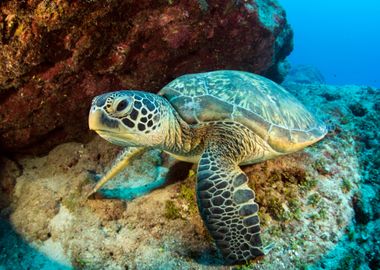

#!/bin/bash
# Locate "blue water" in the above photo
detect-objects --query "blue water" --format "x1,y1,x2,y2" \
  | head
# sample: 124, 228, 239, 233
280, 0, 380, 87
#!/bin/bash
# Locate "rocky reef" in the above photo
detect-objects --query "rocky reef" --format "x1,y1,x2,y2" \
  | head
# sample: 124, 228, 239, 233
0, 73, 378, 269
283, 65, 325, 85
282, 81, 380, 270
0, 0, 292, 154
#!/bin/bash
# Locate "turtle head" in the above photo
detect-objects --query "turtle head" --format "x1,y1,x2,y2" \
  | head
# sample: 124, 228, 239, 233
89, 91, 169, 147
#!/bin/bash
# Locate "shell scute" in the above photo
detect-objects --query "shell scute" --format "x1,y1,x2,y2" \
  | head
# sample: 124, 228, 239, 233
159, 70, 327, 152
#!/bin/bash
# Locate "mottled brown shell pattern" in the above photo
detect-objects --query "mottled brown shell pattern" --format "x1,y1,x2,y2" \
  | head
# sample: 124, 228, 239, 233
159, 70, 326, 153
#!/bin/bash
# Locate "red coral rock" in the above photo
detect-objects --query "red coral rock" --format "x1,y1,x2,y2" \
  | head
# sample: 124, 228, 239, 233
0, 0, 293, 154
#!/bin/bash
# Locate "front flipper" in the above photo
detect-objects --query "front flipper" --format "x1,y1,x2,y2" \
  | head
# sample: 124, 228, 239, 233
197, 148, 266, 264
87, 146, 146, 197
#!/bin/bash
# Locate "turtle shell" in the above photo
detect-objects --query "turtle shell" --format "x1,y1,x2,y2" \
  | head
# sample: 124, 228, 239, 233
159, 70, 327, 153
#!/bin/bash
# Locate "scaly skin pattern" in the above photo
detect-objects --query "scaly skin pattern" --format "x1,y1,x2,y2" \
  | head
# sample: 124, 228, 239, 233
198, 147, 264, 262
192, 121, 275, 263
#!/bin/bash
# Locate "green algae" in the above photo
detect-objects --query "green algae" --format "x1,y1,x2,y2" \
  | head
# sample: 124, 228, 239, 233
178, 170, 198, 214
164, 200, 181, 220
318, 208, 328, 220
267, 197, 285, 221
163, 169, 198, 221
62, 192, 81, 213
312, 159, 329, 175
74, 257, 91, 269
300, 177, 318, 192
340, 178, 352, 193
307, 193, 321, 207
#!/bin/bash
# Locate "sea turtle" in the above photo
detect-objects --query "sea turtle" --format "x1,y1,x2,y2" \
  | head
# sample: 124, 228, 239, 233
88, 70, 327, 264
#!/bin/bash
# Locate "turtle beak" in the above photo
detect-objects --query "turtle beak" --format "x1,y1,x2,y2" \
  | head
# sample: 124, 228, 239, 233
89, 107, 120, 131
88, 107, 134, 146
88, 108, 117, 140
88, 108, 103, 131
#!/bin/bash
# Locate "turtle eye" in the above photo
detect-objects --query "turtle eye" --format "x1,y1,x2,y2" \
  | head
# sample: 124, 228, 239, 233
116, 99, 128, 112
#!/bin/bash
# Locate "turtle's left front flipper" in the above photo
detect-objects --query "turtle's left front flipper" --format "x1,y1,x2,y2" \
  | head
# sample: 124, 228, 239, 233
87, 146, 146, 197
196, 138, 268, 264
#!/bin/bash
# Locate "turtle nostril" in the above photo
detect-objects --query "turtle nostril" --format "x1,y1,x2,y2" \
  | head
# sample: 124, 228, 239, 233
116, 100, 128, 112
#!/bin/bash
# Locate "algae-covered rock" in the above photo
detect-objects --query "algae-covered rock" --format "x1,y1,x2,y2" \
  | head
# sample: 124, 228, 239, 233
0, 0, 293, 154
283, 65, 326, 84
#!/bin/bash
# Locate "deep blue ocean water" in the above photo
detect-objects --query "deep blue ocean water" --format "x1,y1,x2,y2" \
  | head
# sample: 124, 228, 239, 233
280, 0, 380, 87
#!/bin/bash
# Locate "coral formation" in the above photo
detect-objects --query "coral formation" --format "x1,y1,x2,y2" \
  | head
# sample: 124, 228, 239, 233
0, 0, 292, 154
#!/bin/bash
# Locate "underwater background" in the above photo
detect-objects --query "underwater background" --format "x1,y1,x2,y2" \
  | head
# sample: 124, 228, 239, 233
0, 0, 379, 269
281, 0, 380, 87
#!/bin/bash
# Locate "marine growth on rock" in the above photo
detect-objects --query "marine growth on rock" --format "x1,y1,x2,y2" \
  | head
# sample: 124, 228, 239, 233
0, 0, 292, 154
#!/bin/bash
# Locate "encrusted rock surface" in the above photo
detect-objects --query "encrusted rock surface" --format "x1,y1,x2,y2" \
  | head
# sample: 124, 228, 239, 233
1, 82, 378, 269
0, 0, 293, 154
283, 65, 326, 84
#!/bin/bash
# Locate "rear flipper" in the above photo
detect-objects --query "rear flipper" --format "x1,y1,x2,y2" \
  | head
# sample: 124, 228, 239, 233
197, 148, 269, 264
